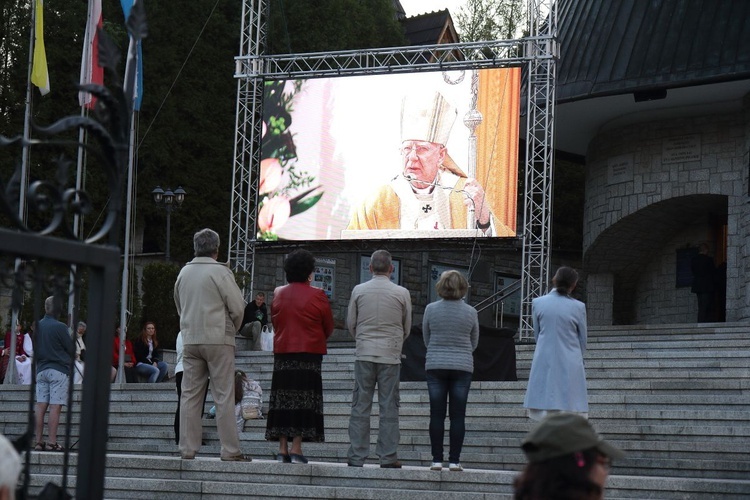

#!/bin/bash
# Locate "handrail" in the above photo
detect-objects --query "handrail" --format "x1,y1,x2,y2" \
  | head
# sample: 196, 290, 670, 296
474, 279, 521, 313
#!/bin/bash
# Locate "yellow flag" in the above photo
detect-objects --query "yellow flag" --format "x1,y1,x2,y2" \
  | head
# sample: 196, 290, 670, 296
31, 0, 50, 96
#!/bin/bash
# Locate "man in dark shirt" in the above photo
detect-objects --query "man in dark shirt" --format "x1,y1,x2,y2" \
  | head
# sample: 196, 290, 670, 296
34, 296, 74, 451
238, 292, 268, 351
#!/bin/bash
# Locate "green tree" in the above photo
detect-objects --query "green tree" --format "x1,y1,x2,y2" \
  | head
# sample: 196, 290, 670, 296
455, 0, 525, 41
140, 261, 180, 349
108, 0, 243, 265
267, 0, 407, 54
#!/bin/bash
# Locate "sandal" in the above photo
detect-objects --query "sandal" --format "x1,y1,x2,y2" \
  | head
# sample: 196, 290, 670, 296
34, 442, 46, 451
47, 442, 63, 452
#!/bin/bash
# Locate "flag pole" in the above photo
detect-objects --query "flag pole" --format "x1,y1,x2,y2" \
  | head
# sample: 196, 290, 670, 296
67, 107, 87, 330
5, 0, 39, 385
118, 0, 143, 381
117, 110, 136, 383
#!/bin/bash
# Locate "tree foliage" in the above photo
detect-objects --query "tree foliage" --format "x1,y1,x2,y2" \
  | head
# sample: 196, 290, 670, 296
267, 0, 407, 54
455, 0, 526, 42
0, 0, 442, 327
140, 261, 180, 349
114, 0, 242, 265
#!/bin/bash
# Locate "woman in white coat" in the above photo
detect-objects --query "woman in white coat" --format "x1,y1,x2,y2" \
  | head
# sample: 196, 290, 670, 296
73, 322, 87, 384
14, 323, 34, 385
523, 266, 589, 421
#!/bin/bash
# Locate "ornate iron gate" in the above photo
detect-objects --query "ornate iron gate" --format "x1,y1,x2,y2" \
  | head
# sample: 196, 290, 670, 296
0, 5, 145, 497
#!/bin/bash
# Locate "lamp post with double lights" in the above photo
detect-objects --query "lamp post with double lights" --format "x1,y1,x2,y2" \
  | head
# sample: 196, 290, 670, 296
151, 185, 186, 261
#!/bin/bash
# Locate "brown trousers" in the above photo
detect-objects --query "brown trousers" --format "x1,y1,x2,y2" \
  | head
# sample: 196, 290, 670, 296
179, 344, 241, 459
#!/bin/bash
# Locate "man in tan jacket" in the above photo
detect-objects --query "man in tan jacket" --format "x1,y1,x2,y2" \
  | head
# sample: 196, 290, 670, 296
174, 228, 248, 461
346, 249, 412, 468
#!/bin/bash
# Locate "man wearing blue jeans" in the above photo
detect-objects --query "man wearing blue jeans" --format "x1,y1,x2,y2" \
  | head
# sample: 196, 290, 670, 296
346, 250, 412, 468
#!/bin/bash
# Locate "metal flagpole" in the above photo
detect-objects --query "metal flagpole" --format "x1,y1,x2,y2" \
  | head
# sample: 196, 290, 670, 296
6, 0, 39, 384
67, 107, 88, 330
117, 110, 137, 383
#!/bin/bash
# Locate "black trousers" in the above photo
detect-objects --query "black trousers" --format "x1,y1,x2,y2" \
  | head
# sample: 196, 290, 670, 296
174, 371, 209, 445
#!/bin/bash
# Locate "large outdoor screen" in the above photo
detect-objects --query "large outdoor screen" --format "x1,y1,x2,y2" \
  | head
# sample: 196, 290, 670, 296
258, 68, 521, 241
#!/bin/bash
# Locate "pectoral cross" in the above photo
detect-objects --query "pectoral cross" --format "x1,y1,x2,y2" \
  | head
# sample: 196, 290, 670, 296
422, 204, 432, 213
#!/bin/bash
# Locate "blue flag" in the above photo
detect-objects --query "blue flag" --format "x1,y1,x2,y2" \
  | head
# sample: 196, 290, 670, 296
121, 0, 143, 111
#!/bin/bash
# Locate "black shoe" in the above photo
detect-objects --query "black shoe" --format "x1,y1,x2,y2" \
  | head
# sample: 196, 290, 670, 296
276, 453, 292, 463
380, 461, 402, 469
347, 461, 363, 467
290, 453, 308, 464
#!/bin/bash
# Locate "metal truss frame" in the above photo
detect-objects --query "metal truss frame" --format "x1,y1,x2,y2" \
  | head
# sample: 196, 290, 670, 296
228, 0, 556, 336
520, 1, 557, 340
228, 0, 267, 292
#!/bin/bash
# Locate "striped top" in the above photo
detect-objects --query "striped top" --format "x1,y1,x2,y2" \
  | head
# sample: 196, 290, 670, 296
422, 299, 480, 373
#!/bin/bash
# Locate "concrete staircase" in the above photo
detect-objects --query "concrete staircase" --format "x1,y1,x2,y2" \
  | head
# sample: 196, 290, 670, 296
1, 324, 749, 498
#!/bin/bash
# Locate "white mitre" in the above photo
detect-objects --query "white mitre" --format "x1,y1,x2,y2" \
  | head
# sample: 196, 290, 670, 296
400, 91, 457, 144
400, 91, 466, 178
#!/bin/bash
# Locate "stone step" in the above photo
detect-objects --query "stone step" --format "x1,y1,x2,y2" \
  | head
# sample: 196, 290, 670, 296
5, 328, 750, 497
6, 414, 748, 480
23, 452, 750, 499
4, 387, 749, 414
4, 389, 750, 418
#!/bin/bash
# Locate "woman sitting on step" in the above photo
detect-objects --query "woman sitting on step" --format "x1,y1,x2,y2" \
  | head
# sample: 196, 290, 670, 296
132, 321, 169, 383
73, 321, 86, 384
2, 321, 33, 385
113, 326, 137, 383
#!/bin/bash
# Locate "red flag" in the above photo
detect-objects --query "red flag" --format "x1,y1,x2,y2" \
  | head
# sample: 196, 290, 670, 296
79, 0, 103, 108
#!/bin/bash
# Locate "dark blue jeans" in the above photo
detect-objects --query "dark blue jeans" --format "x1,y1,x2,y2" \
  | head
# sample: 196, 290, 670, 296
425, 369, 472, 463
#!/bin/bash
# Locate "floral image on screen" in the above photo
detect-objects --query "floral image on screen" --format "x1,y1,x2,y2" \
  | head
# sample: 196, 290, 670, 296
258, 80, 323, 240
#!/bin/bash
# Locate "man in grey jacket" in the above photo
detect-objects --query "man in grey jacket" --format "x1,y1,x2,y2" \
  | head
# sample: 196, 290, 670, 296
346, 249, 412, 468
174, 228, 248, 461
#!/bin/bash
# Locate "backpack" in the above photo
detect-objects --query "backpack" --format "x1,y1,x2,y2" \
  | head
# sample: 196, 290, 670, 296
240, 378, 263, 419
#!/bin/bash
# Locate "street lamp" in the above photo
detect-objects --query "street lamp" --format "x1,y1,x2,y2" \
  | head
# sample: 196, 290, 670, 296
152, 185, 186, 261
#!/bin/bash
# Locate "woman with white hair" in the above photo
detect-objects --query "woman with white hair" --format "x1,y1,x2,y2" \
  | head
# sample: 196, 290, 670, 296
0, 433, 22, 500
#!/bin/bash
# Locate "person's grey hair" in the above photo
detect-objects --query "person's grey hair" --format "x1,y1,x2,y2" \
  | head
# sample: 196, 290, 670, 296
44, 296, 57, 315
194, 228, 220, 257
370, 250, 392, 275
436, 270, 468, 300
77, 321, 87, 329
0, 433, 21, 499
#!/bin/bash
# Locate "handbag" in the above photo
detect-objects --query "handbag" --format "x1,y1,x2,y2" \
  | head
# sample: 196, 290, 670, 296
241, 406, 260, 420
260, 325, 274, 352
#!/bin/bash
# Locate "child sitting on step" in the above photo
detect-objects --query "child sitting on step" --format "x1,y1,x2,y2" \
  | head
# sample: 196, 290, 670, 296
234, 369, 263, 432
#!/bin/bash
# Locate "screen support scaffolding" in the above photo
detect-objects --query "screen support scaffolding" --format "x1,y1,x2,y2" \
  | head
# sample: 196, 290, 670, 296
229, 0, 556, 339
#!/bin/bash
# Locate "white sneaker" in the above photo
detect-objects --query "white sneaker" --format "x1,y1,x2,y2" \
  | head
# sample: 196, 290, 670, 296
449, 463, 463, 471
430, 462, 443, 471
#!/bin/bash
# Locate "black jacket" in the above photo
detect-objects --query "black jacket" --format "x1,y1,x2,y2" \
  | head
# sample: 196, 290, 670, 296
132, 337, 162, 365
